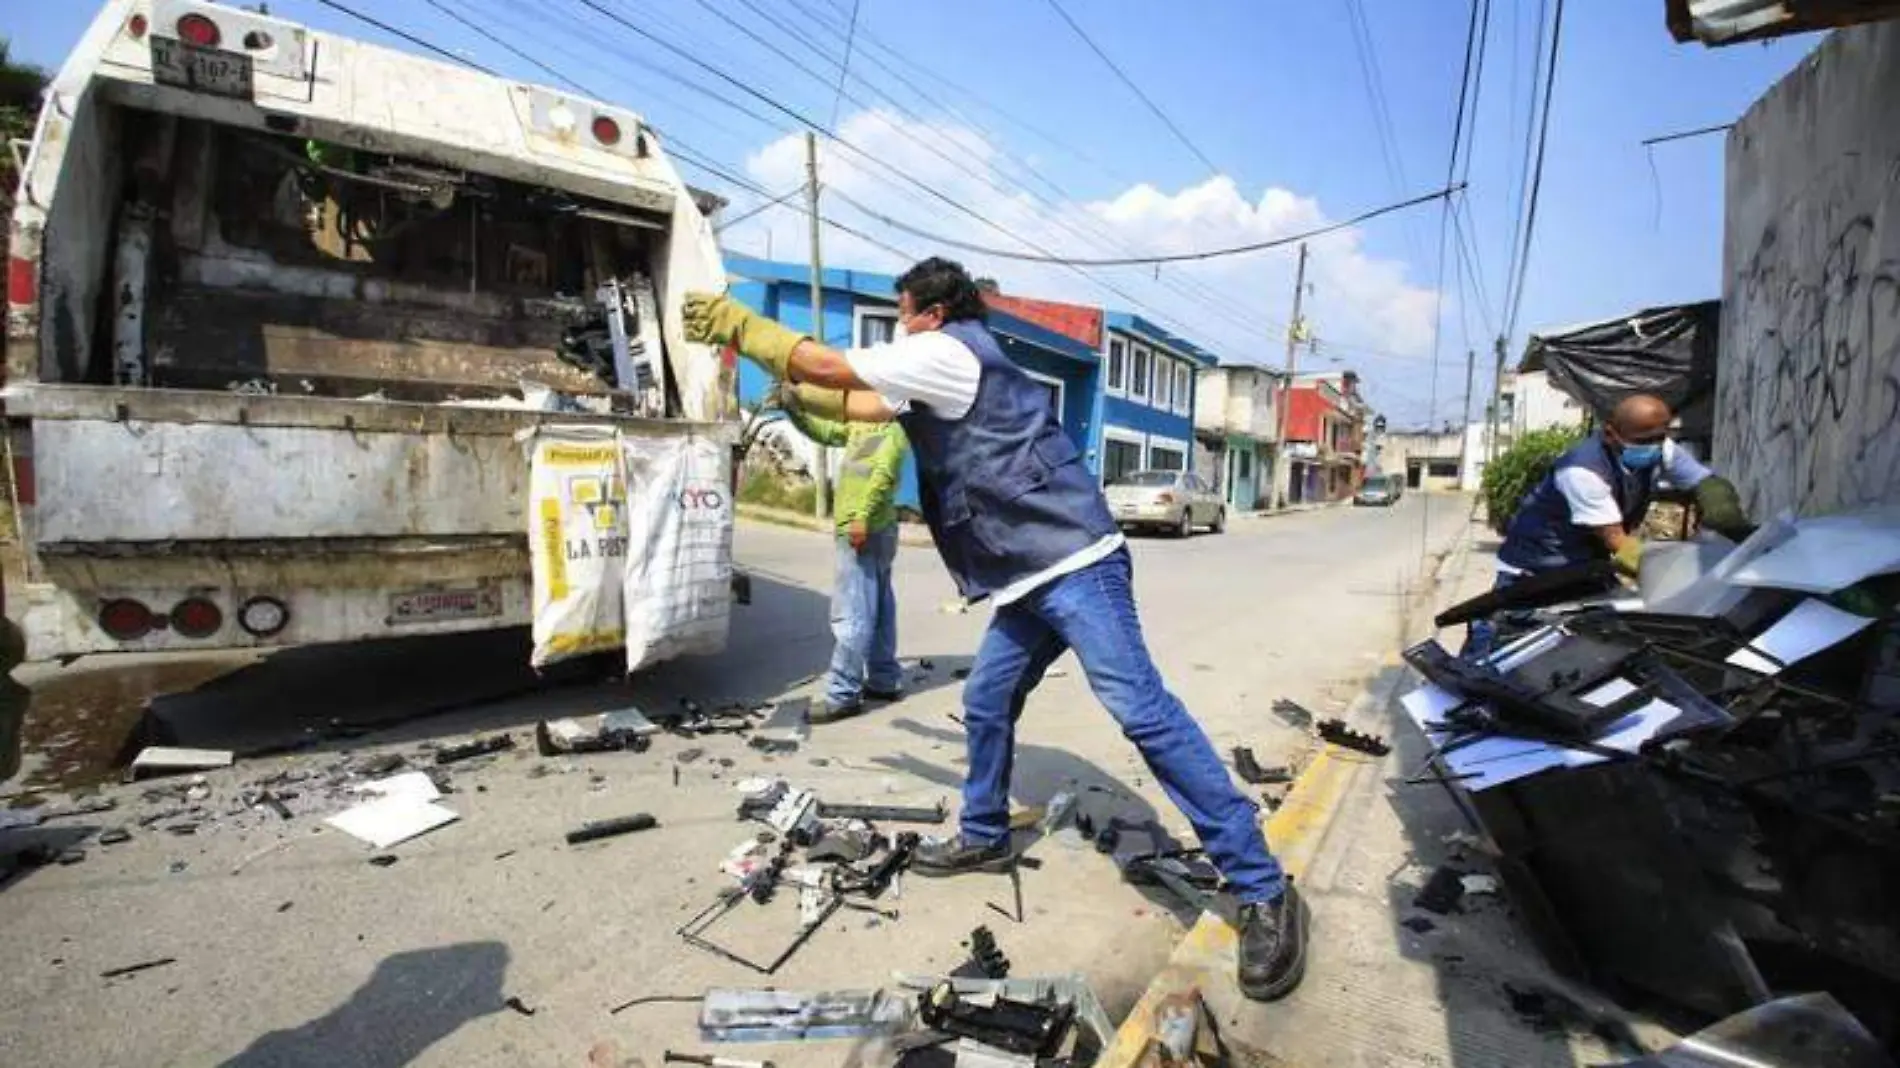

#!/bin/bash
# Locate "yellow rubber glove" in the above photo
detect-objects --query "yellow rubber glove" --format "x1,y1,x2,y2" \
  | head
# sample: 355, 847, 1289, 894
682, 291, 806, 379
790, 382, 849, 420
1612, 538, 1644, 578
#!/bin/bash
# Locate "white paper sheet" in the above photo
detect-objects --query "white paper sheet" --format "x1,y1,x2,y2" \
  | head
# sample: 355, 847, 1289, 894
1399, 681, 1685, 792
1725, 598, 1876, 676
1730, 505, 1900, 594
325, 795, 458, 849
352, 771, 442, 803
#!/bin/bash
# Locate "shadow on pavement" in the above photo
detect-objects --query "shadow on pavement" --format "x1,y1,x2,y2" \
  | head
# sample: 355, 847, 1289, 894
217, 941, 509, 1068
875, 715, 1200, 922
0, 823, 99, 892
1376, 660, 1644, 1067
21, 572, 964, 776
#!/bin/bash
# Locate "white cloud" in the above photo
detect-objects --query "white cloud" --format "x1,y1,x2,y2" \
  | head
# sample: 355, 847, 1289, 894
723, 109, 1459, 423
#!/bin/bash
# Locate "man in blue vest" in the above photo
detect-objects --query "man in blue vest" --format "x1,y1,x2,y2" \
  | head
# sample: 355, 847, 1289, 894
686, 258, 1306, 1001
1473, 393, 1750, 654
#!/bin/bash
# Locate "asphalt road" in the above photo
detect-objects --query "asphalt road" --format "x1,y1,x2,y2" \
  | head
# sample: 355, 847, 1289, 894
0, 493, 1472, 1068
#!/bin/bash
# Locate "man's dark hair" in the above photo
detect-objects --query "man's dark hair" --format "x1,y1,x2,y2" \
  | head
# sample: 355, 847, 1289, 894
895, 257, 988, 322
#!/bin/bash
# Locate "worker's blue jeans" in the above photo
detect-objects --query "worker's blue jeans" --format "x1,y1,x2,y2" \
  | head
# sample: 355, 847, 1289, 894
826, 527, 903, 705
958, 548, 1286, 905
1462, 569, 1524, 660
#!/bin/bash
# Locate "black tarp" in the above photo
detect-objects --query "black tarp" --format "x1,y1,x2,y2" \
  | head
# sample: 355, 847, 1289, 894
1520, 301, 1720, 442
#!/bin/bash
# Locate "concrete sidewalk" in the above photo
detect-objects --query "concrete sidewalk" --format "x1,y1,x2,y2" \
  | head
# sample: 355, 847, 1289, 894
1100, 518, 1666, 1067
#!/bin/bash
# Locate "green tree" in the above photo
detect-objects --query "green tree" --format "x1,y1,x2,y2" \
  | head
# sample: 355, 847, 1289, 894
1, 38, 50, 252
1480, 425, 1585, 535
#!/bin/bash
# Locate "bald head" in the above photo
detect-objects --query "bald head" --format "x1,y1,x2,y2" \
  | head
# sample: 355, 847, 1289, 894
1607, 393, 1672, 446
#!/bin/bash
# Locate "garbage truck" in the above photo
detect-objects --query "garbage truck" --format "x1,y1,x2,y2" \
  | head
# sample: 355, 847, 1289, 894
3, 0, 738, 661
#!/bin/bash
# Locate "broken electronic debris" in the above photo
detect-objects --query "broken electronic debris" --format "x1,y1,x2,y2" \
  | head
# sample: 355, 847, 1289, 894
679, 832, 919, 974
1271, 698, 1316, 728
918, 980, 1075, 1059
1413, 865, 1466, 915
128, 747, 234, 780
434, 734, 516, 765
1230, 747, 1292, 785
663, 1053, 773, 1068
737, 784, 948, 827
1316, 718, 1391, 757
957, 927, 1011, 980
536, 711, 655, 756
566, 813, 659, 845
698, 987, 906, 1042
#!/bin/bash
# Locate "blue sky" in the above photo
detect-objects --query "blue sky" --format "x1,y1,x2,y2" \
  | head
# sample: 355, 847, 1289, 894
6, 0, 1814, 425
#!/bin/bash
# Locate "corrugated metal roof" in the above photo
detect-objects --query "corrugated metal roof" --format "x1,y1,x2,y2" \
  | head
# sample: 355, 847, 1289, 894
1666, 0, 1900, 45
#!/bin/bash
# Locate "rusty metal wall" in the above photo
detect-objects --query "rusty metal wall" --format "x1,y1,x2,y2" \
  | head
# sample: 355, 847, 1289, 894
1717, 19, 1900, 516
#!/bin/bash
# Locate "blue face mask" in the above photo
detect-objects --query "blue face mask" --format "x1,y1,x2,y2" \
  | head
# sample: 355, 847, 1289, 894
1619, 443, 1663, 470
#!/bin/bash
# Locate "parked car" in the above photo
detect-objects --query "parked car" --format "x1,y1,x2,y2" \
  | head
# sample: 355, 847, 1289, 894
1354, 475, 1402, 507
1107, 470, 1225, 537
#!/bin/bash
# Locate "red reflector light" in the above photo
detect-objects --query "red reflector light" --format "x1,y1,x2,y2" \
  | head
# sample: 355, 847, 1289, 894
128, 14, 149, 39
170, 597, 224, 639
176, 13, 221, 48
591, 115, 622, 146
1156, 492, 1174, 504
99, 599, 155, 641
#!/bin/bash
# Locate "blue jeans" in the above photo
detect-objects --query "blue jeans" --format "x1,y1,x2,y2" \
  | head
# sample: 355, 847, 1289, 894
959, 548, 1286, 904
1462, 569, 1523, 660
825, 526, 903, 705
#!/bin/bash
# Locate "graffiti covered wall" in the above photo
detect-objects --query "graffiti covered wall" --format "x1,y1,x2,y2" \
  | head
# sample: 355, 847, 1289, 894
1718, 21, 1900, 516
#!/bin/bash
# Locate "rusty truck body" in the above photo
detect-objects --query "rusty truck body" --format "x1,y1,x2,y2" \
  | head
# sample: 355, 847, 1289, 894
4, 0, 736, 660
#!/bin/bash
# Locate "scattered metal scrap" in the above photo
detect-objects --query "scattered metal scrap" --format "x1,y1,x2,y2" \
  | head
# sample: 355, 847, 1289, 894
565, 813, 658, 845
100, 957, 176, 979
1230, 747, 1290, 785
1316, 718, 1390, 757
434, 734, 515, 765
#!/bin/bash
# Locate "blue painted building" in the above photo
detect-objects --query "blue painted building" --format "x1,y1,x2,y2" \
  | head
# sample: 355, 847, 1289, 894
1096, 312, 1220, 483
723, 255, 1105, 509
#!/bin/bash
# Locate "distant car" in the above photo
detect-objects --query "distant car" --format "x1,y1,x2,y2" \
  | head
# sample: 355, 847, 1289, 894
1354, 476, 1401, 507
1107, 470, 1226, 537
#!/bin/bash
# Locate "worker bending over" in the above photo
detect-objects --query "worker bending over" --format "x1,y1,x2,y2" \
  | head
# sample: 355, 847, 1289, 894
685, 258, 1307, 1002
1475, 392, 1750, 655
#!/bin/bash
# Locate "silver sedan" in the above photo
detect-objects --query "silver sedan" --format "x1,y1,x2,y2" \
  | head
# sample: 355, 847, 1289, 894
1106, 470, 1226, 537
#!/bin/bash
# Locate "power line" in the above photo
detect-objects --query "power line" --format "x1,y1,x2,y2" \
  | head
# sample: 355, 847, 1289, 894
830, 0, 862, 128
714, 186, 804, 232
831, 183, 1460, 266
1041, 0, 1221, 176
1500, 0, 1552, 341
1502, 0, 1566, 342
1640, 121, 1731, 146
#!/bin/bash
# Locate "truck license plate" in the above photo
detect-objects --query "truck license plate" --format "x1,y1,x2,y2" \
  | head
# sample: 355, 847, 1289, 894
151, 36, 254, 99
389, 587, 502, 626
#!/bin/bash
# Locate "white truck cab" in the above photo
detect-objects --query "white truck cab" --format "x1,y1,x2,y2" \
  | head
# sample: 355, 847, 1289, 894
5, 0, 736, 660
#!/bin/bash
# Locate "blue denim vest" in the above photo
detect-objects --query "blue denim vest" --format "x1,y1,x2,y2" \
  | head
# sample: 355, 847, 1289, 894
1498, 432, 1655, 573
897, 319, 1118, 600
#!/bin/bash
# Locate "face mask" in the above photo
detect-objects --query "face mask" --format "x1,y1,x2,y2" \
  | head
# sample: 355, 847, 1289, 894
1619, 443, 1663, 470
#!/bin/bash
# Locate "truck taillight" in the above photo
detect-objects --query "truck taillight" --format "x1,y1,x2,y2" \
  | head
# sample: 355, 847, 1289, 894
8, 257, 36, 306
170, 597, 224, 639
128, 13, 149, 39
176, 12, 221, 48
591, 115, 622, 147
99, 599, 155, 641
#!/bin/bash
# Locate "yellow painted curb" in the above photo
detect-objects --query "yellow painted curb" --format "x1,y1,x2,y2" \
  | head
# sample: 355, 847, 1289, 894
1095, 742, 1361, 1066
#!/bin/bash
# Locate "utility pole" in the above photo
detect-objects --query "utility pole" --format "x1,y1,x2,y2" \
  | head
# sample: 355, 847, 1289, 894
1486, 334, 1507, 465
804, 132, 831, 519
1270, 242, 1310, 511
1458, 348, 1476, 489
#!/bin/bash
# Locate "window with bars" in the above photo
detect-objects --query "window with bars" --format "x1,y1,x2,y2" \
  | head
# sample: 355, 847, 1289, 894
1108, 339, 1126, 392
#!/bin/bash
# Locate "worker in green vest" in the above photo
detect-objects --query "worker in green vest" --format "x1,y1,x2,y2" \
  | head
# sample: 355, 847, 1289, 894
780, 397, 912, 723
